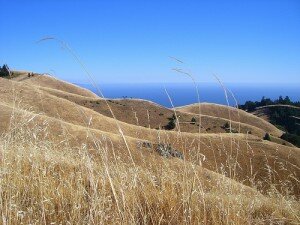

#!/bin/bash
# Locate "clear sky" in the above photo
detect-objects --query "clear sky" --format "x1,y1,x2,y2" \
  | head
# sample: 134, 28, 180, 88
1, 0, 300, 84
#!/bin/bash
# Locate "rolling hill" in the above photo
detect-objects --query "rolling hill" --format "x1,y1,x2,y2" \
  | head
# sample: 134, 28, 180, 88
0, 72, 299, 224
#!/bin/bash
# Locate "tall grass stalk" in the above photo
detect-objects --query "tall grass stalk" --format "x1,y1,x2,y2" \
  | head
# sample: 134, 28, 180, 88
37, 37, 136, 167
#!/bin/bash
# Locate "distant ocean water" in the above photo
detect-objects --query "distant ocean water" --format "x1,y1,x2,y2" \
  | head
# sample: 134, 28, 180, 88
77, 83, 300, 108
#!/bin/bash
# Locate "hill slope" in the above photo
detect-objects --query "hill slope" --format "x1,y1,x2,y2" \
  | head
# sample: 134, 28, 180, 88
176, 102, 283, 136
0, 73, 299, 224
29, 86, 283, 139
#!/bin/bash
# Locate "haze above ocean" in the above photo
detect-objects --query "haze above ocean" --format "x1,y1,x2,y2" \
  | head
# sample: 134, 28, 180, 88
77, 83, 300, 108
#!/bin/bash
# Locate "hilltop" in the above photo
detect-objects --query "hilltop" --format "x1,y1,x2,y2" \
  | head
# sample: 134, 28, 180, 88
0, 71, 299, 224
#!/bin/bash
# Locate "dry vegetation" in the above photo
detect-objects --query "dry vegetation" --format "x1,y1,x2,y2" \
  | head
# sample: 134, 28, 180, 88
176, 103, 283, 137
0, 74, 300, 224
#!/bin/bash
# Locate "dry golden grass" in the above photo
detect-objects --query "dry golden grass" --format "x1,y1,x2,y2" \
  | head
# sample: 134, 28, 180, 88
0, 74, 300, 224
1, 109, 300, 224
27, 75, 98, 98
176, 103, 283, 137
28, 86, 280, 139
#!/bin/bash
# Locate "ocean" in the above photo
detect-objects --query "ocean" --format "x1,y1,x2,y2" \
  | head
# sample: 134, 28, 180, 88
77, 82, 300, 107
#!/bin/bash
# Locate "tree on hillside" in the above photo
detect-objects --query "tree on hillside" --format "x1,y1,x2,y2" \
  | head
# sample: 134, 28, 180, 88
0, 64, 10, 77
283, 96, 291, 105
260, 96, 273, 106
242, 101, 257, 111
278, 96, 284, 104
281, 133, 300, 147
224, 122, 230, 129
263, 133, 271, 141
165, 114, 176, 130
191, 117, 196, 124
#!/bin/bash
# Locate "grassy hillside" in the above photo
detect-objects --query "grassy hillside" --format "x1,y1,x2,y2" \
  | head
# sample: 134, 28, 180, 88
240, 96, 300, 147
1, 126, 299, 224
26, 86, 282, 139
176, 103, 283, 137
0, 73, 299, 224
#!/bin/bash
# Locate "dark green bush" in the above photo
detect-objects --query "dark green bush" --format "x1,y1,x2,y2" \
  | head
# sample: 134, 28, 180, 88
263, 133, 271, 141
165, 114, 176, 130
223, 122, 230, 129
191, 117, 196, 124
0, 64, 10, 77
281, 133, 300, 147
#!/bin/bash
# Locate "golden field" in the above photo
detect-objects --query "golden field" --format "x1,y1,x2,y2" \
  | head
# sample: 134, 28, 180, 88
0, 72, 299, 224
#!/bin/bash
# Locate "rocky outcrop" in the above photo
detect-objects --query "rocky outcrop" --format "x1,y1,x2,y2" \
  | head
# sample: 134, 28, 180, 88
138, 141, 184, 160
155, 143, 184, 159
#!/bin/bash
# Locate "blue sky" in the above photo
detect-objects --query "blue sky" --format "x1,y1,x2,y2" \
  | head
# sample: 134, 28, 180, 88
0, 0, 299, 84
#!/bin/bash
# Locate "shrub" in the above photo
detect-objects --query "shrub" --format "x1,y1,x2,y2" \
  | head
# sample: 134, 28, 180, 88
281, 133, 300, 147
191, 117, 196, 124
223, 122, 230, 129
0, 64, 10, 77
263, 133, 271, 141
165, 114, 176, 130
